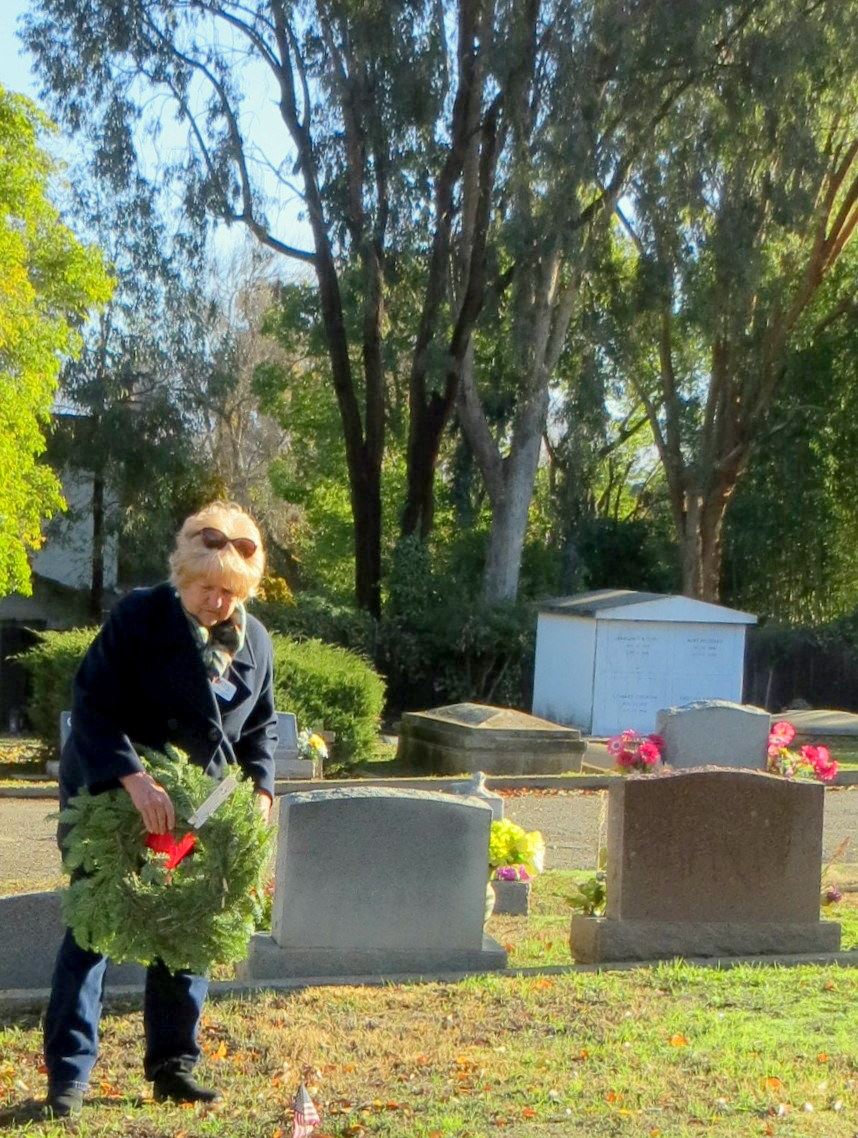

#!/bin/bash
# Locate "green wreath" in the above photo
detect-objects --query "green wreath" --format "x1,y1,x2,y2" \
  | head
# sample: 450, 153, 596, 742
59, 745, 273, 975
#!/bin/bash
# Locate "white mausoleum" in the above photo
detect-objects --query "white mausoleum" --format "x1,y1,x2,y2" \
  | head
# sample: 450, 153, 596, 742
532, 590, 757, 737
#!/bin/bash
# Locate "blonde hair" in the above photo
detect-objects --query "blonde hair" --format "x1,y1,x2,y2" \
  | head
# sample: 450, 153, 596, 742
169, 501, 265, 601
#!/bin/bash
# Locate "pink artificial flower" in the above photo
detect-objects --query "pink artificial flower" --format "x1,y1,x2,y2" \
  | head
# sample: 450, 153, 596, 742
621, 729, 638, 742
767, 743, 784, 758
809, 745, 838, 782
616, 749, 635, 768
647, 734, 665, 751
638, 740, 661, 765
769, 720, 796, 747
799, 744, 819, 765
607, 735, 625, 756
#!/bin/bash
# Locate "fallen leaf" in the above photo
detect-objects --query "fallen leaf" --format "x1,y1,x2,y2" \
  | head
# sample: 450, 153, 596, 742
532, 978, 554, 990
521, 1106, 537, 1119
764, 1076, 782, 1091
605, 1090, 623, 1103
816, 1052, 830, 1063
669, 1034, 689, 1047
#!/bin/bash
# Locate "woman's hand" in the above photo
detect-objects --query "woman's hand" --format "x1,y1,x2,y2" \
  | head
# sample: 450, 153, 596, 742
120, 770, 176, 834
255, 791, 273, 825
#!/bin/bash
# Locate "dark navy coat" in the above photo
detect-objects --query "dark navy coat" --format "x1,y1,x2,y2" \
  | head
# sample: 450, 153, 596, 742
59, 582, 277, 809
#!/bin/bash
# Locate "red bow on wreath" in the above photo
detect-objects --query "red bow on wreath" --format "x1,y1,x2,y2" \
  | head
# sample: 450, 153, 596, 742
145, 831, 197, 870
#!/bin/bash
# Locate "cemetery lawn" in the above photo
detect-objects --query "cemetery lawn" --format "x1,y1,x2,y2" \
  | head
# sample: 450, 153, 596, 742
1, 962, 857, 1137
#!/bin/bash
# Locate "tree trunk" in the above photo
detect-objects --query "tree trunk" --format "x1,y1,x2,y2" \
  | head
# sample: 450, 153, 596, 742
89, 465, 105, 619
677, 484, 734, 601
481, 394, 547, 602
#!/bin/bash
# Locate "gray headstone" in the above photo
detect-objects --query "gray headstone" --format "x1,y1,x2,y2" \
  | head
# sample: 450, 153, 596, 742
570, 768, 839, 963
0, 891, 144, 991
656, 700, 770, 770
275, 712, 298, 756
241, 787, 506, 978
272, 711, 318, 778
59, 710, 72, 750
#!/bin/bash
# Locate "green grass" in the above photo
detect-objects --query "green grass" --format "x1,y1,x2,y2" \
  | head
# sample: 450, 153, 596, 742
1, 962, 856, 1136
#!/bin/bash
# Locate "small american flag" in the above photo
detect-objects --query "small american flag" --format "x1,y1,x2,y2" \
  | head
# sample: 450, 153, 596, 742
292, 1082, 321, 1138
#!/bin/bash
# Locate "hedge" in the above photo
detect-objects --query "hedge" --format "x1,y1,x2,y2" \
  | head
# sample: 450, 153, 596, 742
271, 636, 385, 762
17, 628, 97, 750
18, 625, 385, 765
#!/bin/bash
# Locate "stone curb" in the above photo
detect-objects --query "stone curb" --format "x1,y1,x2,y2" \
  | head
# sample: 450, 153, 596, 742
2, 951, 856, 1014
1, 770, 856, 801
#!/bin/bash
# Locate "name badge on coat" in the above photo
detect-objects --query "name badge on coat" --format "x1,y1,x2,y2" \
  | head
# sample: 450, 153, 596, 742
212, 675, 237, 702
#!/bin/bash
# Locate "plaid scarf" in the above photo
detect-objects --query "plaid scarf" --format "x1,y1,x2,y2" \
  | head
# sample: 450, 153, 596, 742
185, 601, 247, 681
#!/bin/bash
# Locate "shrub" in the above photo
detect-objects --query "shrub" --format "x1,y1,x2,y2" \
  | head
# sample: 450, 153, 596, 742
251, 592, 376, 657
17, 628, 98, 750
19, 625, 386, 769
270, 635, 385, 765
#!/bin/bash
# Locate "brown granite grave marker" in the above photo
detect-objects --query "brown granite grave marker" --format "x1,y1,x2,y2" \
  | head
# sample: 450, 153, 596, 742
571, 768, 841, 962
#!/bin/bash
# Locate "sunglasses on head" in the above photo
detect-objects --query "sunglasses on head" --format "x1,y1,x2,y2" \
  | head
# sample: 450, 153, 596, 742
193, 527, 258, 559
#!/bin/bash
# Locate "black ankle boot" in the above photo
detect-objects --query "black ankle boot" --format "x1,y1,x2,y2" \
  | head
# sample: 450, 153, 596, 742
152, 1070, 221, 1104
45, 1084, 85, 1118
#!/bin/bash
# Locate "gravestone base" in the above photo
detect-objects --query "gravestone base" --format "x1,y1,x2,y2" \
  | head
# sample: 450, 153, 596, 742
273, 756, 320, 779
490, 879, 531, 916
239, 932, 507, 979
0, 892, 145, 990
570, 915, 841, 964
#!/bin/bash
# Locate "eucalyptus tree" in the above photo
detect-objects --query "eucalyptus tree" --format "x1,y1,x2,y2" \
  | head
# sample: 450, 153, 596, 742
24, 0, 502, 617
454, 0, 771, 602
605, 1, 857, 600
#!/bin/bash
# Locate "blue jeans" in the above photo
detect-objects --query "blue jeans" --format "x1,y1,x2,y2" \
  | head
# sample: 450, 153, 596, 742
43, 929, 209, 1090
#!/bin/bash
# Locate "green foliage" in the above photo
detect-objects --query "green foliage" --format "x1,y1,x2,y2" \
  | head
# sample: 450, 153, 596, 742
251, 593, 375, 658
0, 85, 112, 596
17, 627, 97, 749
60, 746, 272, 974
567, 872, 607, 918
488, 820, 545, 876
270, 635, 385, 766
379, 536, 536, 712
724, 301, 858, 624
573, 517, 679, 594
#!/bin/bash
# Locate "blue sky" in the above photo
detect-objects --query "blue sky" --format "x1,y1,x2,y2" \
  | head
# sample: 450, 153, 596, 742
2, 1, 41, 102
0, 0, 312, 267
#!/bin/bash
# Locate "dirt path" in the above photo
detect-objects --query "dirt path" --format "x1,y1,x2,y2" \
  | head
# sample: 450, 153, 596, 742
2, 786, 855, 887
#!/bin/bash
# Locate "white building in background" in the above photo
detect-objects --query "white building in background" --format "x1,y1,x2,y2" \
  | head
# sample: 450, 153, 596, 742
32, 469, 119, 592
532, 589, 757, 737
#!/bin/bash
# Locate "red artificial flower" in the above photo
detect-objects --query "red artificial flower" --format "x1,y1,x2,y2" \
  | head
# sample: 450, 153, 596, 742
638, 740, 661, 765
647, 734, 665, 751
145, 831, 198, 870
616, 749, 635, 768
